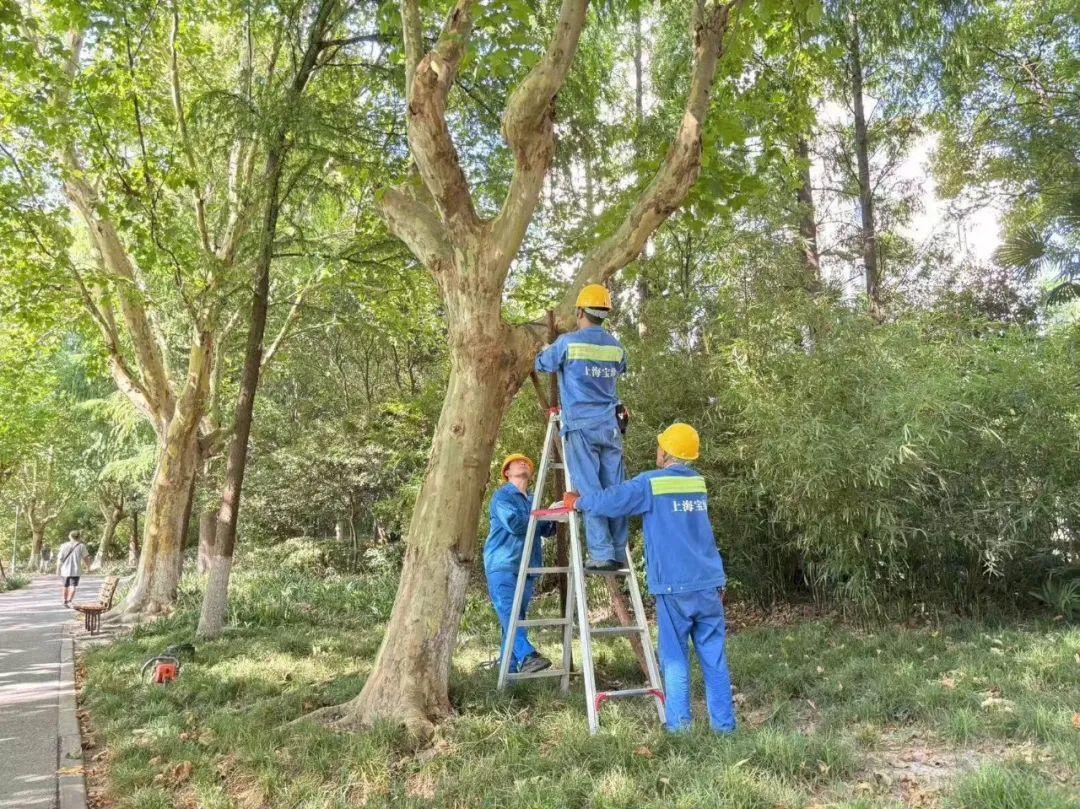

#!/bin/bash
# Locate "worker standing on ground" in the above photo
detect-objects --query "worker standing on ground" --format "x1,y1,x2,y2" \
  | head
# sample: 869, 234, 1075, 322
563, 424, 736, 733
535, 284, 629, 573
484, 454, 558, 674
56, 530, 88, 608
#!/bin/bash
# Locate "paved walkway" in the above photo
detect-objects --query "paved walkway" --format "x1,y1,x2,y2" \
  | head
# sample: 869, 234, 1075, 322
0, 575, 98, 808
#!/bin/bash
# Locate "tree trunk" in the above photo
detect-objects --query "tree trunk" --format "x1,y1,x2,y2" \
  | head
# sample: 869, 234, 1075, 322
196, 0, 335, 639
795, 137, 821, 294
91, 507, 122, 572
115, 333, 212, 620
30, 526, 45, 571
180, 470, 198, 556
310, 334, 525, 738
128, 512, 140, 565
848, 10, 882, 321
197, 508, 218, 575
335, 519, 347, 543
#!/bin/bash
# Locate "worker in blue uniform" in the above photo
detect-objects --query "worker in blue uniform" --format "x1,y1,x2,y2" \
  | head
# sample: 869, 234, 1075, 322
562, 423, 736, 733
535, 284, 629, 572
484, 453, 558, 674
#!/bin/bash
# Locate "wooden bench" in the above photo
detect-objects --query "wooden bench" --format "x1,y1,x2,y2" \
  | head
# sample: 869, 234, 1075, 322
74, 576, 119, 635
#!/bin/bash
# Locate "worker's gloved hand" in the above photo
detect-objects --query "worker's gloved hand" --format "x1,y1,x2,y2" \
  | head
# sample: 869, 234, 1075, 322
563, 491, 581, 511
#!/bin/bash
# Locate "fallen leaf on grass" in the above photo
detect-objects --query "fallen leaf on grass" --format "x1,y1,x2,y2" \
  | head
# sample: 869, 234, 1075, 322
171, 761, 194, 785
1072, 712, 1080, 730
634, 745, 654, 759
940, 676, 957, 689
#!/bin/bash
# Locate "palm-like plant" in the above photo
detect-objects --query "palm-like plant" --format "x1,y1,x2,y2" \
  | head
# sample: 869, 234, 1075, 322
994, 190, 1080, 306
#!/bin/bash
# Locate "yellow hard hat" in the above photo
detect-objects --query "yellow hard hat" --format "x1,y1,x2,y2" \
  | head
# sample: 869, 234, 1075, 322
658, 423, 700, 461
501, 453, 535, 478
576, 284, 613, 312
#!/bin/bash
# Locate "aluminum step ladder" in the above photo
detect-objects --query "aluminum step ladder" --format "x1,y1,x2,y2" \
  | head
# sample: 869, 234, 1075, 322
496, 409, 665, 734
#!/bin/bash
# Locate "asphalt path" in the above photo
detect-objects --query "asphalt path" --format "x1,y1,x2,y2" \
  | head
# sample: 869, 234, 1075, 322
0, 574, 98, 808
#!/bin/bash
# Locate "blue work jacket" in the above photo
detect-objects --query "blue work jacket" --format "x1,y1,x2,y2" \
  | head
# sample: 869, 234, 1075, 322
577, 464, 727, 595
483, 483, 557, 574
535, 326, 627, 432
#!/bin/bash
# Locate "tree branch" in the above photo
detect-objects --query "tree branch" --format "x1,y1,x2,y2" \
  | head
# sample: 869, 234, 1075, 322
491, 0, 590, 272
168, 1, 213, 255
559, 0, 743, 322
69, 266, 159, 427
400, 0, 424, 106
261, 277, 315, 371
376, 183, 454, 271
406, 0, 481, 243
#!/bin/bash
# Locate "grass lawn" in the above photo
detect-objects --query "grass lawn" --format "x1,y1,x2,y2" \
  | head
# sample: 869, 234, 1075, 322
79, 544, 1080, 808
0, 573, 29, 592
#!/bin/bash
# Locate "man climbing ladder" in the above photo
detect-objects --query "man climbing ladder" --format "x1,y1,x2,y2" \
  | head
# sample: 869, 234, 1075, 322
565, 423, 736, 734
496, 408, 666, 735
535, 284, 629, 572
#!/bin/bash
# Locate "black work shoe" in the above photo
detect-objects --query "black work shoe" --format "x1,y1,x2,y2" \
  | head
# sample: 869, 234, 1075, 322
518, 654, 552, 674
585, 559, 626, 573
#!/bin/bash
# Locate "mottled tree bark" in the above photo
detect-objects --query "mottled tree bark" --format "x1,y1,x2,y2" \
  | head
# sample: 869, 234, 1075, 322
115, 333, 212, 619
197, 508, 217, 575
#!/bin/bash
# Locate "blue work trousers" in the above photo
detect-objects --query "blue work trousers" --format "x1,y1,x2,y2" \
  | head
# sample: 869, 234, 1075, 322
564, 421, 628, 562
486, 570, 537, 672
655, 589, 736, 733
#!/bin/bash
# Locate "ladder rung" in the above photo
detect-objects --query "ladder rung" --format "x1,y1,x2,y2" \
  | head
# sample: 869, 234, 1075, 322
517, 618, 569, 628
597, 687, 658, 700
584, 567, 630, 576
551, 463, 564, 469
590, 625, 646, 636
526, 566, 570, 574
507, 667, 567, 680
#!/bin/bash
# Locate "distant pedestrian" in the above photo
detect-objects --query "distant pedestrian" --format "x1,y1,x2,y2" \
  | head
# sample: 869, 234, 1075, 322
56, 531, 88, 608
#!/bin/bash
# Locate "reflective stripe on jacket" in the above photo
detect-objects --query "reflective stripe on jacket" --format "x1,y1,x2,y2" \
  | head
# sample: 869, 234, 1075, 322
535, 326, 627, 432
576, 465, 726, 595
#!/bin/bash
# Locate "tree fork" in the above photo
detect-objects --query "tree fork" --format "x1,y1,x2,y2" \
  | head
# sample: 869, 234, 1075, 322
310, 0, 744, 736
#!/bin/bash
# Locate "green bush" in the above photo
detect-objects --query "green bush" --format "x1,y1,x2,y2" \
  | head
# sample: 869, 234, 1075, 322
613, 297, 1080, 617
0, 574, 29, 592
